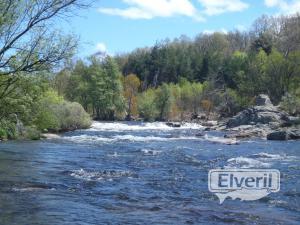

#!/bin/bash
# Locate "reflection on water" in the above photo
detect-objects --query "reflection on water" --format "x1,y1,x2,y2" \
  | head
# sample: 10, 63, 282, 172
0, 122, 299, 224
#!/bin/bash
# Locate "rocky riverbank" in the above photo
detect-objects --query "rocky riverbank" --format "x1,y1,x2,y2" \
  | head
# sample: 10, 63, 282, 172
166, 94, 299, 141
211, 95, 300, 141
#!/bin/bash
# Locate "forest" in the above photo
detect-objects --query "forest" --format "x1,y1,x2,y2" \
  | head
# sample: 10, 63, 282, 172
56, 13, 300, 121
0, 0, 299, 140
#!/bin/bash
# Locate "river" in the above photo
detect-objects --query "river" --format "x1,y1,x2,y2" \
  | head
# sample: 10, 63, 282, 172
0, 121, 299, 224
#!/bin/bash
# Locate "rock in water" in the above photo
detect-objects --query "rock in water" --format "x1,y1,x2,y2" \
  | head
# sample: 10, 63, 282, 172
267, 130, 300, 141
227, 94, 290, 128
41, 133, 60, 139
267, 131, 289, 140
166, 122, 181, 128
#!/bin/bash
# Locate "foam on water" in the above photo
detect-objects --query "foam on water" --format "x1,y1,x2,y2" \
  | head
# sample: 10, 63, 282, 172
204, 134, 239, 145
225, 152, 298, 169
62, 135, 113, 143
141, 149, 162, 156
89, 121, 203, 132
226, 157, 271, 168
70, 169, 134, 181
251, 152, 298, 161
113, 134, 199, 142
63, 134, 199, 143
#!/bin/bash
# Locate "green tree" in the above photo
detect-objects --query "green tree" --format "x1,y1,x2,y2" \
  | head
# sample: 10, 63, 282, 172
89, 56, 124, 120
138, 89, 159, 121
123, 74, 141, 120
155, 83, 173, 121
66, 60, 91, 111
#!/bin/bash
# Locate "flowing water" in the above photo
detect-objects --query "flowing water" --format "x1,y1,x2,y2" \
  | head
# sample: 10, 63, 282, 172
0, 122, 299, 224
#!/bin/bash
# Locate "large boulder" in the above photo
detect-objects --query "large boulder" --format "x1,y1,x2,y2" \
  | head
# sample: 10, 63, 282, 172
227, 95, 290, 128
267, 131, 289, 140
267, 130, 300, 141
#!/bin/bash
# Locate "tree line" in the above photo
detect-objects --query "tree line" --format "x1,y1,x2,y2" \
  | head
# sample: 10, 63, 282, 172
55, 13, 300, 122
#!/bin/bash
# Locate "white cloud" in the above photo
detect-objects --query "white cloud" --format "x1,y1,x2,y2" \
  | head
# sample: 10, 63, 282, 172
98, 0, 250, 21
198, 0, 249, 16
265, 0, 281, 7
95, 42, 107, 53
235, 24, 247, 31
203, 28, 228, 34
98, 0, 204, 21
264, 0, 300, 14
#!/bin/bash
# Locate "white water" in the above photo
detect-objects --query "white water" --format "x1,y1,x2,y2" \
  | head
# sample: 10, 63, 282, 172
226, 152, 298, 168
62, 122, 246, 144
88, 121, 203, 132
141, 149, 162, 156
252, 152, 297, 161
70, 169, 134, 181
226, 157, 271, 168
204, 134, 238, 145
63, 134, 200, 143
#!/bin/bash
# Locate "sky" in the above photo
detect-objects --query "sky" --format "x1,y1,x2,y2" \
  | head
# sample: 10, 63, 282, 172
61, 0, 300, 57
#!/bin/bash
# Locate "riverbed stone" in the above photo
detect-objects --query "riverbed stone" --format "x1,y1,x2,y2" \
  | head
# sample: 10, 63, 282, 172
166, 122, 181, 128
267, 131, 289, 140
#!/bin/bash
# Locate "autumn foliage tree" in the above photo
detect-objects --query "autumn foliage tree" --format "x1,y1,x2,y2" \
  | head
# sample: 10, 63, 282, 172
123, 74, 140, 120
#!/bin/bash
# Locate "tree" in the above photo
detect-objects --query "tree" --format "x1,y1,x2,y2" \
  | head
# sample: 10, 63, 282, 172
251, 32, 273, 55
66, 60, 91, 111
0, 0, 87, 102
88, 56, 124, 120
138, 89, 159, 121
155, 83, 173, 121
123, 74, 140, 120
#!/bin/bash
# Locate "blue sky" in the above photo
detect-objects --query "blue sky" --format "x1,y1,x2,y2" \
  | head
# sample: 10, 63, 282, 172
62, 0, 300, 57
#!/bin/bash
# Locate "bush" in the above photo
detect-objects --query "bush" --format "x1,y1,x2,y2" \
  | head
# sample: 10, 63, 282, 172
217, 89, 245, 117
35, 90, 63, 131
57, 101, 92, 131
0, 120, 18, 140
280, 92, 300, 116
24, 126, 41, 140
35, 90, 92, 132
138, 89, 159, 121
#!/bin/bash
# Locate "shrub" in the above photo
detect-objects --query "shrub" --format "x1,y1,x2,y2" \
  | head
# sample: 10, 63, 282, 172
0, 120, 18, 139
138, 89, 159, 121
24, 126, 41, 140
35, 90, 92, 132
280, 92, 300, 116
57, 101, 92, 131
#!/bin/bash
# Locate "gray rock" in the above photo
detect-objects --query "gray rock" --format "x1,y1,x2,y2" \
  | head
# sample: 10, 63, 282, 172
289, 130, 300, 140
41, 133, 60, 139
267, 131, 289, 140
227, 95, 290, 128
226, 124, 271, 138
255, 94, 273, 106
195, 132, 205, 137
201, 121, 218, 127
166, 122, 181, 128
266, 129, 300, 141
227, 107, 289, 128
